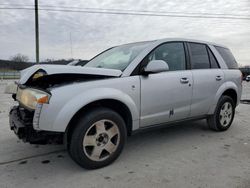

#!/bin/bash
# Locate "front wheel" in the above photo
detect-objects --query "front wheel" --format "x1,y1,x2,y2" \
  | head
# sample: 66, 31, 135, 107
69, 108, 127, 169
207, 95, 235, 131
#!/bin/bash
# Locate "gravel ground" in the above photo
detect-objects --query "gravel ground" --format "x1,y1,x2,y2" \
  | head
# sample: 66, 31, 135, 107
0, 80, 250, 188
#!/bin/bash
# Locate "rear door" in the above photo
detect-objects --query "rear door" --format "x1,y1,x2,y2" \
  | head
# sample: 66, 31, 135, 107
140, 42, 193, 127
188, 42, 224, 117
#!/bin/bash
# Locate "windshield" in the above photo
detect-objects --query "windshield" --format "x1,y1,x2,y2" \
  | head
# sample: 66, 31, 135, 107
84, 42, 151, 71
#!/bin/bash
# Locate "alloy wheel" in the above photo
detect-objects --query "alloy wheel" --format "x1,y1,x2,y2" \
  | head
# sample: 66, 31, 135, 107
219, 102, 233, 127
83, 119, 120, 161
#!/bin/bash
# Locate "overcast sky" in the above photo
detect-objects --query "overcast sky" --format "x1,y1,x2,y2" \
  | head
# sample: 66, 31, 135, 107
0, 0, 250, 65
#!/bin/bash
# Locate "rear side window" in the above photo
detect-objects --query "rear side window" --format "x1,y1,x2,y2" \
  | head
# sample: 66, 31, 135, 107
189, 43, 210, 69
215, 46, 238, 69
207, 47, 219, 68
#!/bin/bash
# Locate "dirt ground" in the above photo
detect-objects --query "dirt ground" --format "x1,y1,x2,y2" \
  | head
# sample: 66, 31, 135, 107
0, 80, 250, 188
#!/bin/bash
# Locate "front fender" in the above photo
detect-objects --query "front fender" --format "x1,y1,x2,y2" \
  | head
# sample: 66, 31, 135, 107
43, 88, 139, 132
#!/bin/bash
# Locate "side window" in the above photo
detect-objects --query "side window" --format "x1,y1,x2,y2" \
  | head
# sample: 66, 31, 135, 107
189, 43, 210, 69
215, 46, 238, 69
207, 47, 219, 68
147, 42, 186, 71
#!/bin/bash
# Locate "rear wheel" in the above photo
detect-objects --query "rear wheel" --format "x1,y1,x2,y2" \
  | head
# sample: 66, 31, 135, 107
207, 95, 235, 131
69, 108, 127, 169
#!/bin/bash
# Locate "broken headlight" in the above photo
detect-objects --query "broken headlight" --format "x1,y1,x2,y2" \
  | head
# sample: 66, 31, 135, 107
16, 87, 51, 110
32, 70, 47, 80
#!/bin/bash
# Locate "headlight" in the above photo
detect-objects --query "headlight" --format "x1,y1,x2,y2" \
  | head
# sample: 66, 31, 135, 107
16, 87, 51, 110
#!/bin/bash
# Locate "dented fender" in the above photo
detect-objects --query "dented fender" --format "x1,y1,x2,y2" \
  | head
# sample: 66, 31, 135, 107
37, 77, 141, 132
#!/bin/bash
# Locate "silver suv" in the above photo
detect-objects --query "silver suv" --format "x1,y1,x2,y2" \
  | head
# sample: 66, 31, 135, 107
6, 38, 242, 169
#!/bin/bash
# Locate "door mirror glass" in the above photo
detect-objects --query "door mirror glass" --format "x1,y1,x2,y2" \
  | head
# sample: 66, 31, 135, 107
143, 60, 169, 74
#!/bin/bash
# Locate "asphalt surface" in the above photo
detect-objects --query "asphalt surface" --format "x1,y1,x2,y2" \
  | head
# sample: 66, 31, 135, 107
0, 80, 250, 188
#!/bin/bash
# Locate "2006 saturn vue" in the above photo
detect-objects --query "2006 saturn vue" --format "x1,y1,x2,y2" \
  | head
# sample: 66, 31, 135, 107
6, 38, 242, 169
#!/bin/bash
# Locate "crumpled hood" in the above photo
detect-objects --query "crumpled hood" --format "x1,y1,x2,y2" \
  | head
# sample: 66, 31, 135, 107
19, 64, 122, 84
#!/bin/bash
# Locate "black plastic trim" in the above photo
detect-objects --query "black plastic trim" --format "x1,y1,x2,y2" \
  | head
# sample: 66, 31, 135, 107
206, 46, 221, 69
184, 42, 191, 70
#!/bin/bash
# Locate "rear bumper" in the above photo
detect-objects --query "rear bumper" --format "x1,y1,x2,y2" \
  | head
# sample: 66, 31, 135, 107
9, 106, 63, 144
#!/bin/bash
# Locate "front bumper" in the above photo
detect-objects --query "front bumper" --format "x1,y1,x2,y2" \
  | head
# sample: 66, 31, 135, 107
9, 106, 63, 144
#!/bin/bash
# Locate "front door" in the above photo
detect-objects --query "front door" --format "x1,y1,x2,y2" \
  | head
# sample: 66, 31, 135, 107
140, 42, 193, 127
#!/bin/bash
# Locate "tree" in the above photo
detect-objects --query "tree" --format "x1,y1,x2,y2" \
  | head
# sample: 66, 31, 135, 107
10, 53, 29, 63
44, 58, 54, 62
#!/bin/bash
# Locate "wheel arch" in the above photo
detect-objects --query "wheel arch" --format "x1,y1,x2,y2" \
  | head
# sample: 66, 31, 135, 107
208, 82, 239, 114
221, 89, 237, 107
65, 99, 134, 147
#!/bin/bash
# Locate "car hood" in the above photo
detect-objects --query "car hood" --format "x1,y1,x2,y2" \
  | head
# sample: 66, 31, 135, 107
19, 64, 122, 84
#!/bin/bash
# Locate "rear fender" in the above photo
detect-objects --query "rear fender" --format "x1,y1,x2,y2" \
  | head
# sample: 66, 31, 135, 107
208, 81, 238, 114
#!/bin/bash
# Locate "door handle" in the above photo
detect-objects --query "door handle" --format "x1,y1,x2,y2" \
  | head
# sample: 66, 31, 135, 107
216, 76, 222, 81
180, 77, 189, 84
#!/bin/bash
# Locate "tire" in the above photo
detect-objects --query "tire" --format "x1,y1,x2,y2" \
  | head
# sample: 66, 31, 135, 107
207, 95, 235, 131
69, 107, 127, 169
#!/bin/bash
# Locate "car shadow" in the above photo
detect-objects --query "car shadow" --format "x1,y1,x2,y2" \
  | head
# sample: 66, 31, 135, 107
1, 119, 228, 177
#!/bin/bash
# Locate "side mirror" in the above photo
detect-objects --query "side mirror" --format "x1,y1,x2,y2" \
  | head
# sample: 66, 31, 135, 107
143, 60, 169, 74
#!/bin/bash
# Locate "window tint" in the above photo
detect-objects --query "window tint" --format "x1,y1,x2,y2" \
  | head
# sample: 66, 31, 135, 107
215, 46, 238, 69
189, 43, 210, 69
207, 47, 219, 68
147, 42, 186, 71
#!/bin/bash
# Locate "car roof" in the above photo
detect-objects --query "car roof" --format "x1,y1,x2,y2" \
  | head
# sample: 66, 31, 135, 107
154, 38, 228, 48
121, 38, 228, 49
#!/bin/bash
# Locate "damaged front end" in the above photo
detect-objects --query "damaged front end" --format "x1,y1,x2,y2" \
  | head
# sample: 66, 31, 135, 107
7, 65, 122, 145
8, 81, 63, 144
9, 106, 63, 144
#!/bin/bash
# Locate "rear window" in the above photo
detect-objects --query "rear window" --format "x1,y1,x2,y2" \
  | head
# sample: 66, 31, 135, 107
215, 46, 238, 69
